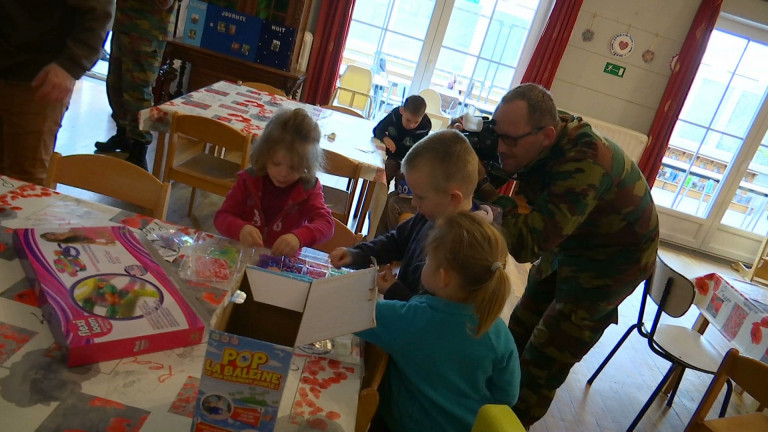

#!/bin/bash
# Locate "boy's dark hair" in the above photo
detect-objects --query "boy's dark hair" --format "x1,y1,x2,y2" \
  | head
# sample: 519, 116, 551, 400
403, 95, 427, 116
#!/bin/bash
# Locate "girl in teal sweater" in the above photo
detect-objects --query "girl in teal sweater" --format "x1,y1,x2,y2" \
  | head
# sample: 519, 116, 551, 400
357, 213, 521, 432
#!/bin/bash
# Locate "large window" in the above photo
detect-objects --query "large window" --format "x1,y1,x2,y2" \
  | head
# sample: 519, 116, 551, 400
342, 0, 549, 119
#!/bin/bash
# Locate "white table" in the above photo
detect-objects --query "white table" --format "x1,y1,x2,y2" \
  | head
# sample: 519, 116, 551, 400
0, 176, 362, 431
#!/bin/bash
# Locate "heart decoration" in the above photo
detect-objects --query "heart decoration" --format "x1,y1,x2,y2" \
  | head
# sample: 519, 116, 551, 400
610, 33, 634, 58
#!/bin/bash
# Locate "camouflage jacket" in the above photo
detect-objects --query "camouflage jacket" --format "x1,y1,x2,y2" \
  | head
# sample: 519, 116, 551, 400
113, 0, 176, 40
478, 112, 659, 292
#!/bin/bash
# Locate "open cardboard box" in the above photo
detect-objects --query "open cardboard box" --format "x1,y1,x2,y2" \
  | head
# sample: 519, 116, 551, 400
192, 264, 376, 431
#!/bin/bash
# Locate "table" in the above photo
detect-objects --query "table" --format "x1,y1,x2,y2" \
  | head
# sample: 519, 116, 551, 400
693, 273, 768, 362
139, 80, 388, 238
0, 176, 363, 431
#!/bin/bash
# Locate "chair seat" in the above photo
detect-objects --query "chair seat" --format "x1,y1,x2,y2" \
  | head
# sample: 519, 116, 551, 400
323, 185, 351, 219
654, 324, 723, 372
700, 412, 768, 431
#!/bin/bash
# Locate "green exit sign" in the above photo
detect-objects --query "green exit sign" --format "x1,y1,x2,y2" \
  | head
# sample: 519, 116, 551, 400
604, 62, 626, 77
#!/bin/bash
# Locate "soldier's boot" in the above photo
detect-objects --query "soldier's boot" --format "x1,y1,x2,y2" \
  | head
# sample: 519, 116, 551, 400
125, 140, 149, 171
95, 127, 131, 152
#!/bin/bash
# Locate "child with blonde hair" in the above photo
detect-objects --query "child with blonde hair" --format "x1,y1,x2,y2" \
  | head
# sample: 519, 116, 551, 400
330, 129, 479, 300
357, 212, 520, 432
215, 108, 334, 256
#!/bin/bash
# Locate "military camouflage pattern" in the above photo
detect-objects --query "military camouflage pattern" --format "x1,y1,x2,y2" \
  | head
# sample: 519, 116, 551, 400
490, 112, 659, 427
107, 0, 175, 143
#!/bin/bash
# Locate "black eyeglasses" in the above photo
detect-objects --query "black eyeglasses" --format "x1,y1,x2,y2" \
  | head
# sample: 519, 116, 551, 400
495, 126, 546, 147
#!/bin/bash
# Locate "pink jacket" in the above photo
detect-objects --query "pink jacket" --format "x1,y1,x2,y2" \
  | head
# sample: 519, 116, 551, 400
214, 169, 334, 249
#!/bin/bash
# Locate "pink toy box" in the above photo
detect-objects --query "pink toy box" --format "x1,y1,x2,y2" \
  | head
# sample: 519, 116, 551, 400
13, 226, 205, 366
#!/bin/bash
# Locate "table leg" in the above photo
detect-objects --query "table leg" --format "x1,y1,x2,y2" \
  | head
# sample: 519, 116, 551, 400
153, 131, 168, 181
365, 182, 388, 241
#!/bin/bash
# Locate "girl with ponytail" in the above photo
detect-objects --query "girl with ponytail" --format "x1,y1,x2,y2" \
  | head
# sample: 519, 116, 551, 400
357, 212, 520, 432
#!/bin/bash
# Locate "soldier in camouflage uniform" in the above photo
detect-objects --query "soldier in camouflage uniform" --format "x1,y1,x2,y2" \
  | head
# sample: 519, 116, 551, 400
474, 83, 659, 428
95, 0, 176, 170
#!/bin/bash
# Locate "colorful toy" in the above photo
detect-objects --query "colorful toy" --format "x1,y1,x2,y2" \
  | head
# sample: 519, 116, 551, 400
73, 276, 160, 319
53, 249, 87, 276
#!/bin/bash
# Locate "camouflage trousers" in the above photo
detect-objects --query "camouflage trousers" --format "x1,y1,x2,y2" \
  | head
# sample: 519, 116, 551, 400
508, 267, 640, 427
106, 29, 168, 143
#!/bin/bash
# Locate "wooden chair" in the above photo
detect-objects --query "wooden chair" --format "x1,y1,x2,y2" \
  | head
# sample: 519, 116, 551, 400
164, 113, 252, 216
313, 218, 363, 254
472, 404, 526, 432
587, 254, 730, 431
322, 149, 372, 234
320, 104, 366, 118
686, 348, 768, 431
355, 342, 389, 432
239, 81, 287, 97
44, 152, 171, 220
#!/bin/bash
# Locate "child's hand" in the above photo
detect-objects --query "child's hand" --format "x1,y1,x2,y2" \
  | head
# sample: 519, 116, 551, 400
376, 265, 397, 294
383, 137, 396, 153
271, 234, 301, 256
239, 225, 264, 247
329, 248, 352, 268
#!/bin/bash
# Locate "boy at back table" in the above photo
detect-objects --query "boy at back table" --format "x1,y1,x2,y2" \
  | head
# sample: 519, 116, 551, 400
329, 129, 478, 301
374, 95, 432, 188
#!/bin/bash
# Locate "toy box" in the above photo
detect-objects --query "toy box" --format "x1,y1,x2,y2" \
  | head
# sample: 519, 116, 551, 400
13, 226, 205, 367
191, 261, 376, 431
198, 2, 264, 62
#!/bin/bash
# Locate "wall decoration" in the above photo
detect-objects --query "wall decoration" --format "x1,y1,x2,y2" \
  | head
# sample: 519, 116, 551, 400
610, 33, 634, 57
642, 33, 659, 63
581, 13, 597, 42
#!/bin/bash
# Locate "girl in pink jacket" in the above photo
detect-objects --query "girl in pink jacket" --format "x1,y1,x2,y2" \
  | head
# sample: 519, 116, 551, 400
214, 108, 334, 256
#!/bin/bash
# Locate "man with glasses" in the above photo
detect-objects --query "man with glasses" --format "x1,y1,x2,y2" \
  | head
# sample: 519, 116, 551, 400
473, 83, 659, 428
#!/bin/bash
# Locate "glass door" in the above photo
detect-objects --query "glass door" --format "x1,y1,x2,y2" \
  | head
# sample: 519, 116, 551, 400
652, 16, 768, 263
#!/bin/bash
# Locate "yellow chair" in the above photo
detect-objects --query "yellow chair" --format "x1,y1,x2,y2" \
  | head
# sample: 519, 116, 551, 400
239, 81, 287, 97
320, 104, 366, 118
322, 149, 371, 233
472, 404, 526, 432
355, 342, 389, 432
418, 88, 450, 131
331, 65, 373, 117
44, 152, 171, 220
313, 218, 364, 254
164, 113, 252, 216
685, 348, 768, 432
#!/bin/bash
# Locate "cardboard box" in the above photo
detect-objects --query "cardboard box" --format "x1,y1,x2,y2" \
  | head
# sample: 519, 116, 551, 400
191, 264, 376, 431
13, 226, 205, 366
199, 3, 264, 62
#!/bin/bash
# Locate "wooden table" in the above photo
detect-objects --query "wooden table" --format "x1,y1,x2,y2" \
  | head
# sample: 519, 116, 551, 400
139, 80, 388, 237
0, 176, 363, 431
154, 38, 306, 102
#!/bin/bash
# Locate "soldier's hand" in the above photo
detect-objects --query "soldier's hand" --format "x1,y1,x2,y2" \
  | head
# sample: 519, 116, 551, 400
32, 64, 75, 103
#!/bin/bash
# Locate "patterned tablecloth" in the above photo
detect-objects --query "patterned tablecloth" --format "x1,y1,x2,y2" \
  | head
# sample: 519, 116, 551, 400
694, 273, 768, 362
139, 81, 387, 239
0, 176, 362, 431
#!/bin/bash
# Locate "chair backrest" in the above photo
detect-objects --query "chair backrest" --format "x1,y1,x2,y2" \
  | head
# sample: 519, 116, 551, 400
686, 348, 768, 431
648, 255, 695, 318
44, 152, 171, 220
320, 104, 366, 118
313, 218, 363, 254
418, 88, 443, 115
337, 65, 372, 111
471, 404, 526, 432
239, 81, 287, 97
322, 149, 363, 224
355, 342, 389, 432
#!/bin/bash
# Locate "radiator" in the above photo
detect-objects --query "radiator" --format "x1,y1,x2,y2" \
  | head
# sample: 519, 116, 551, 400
576, 114, 649, 164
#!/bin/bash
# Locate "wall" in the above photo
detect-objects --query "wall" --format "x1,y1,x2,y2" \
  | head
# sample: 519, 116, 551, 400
552, 0, 768, 135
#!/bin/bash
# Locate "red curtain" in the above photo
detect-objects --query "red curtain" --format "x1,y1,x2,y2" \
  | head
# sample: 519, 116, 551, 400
520, 0, 583, 89
302, 0, 356, 105
638, 0, 723, 183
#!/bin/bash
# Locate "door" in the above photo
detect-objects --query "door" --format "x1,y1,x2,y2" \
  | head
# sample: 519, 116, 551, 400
341, 0, 551, 120
652, 15, 768, 263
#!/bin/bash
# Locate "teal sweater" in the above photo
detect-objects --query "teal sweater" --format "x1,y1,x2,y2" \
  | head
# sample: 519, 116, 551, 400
357, 295, 520, 432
